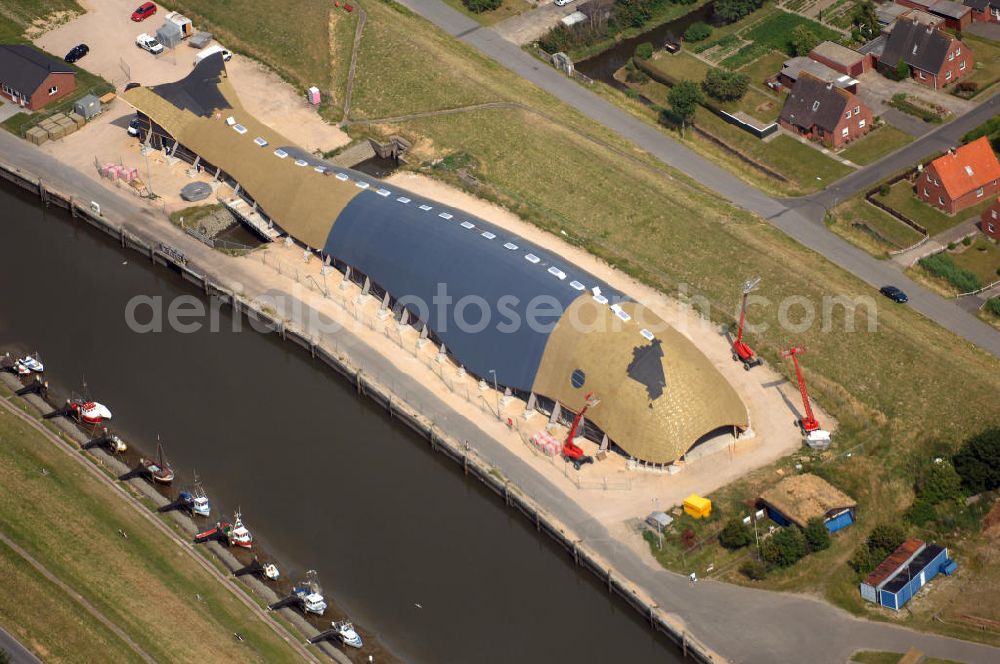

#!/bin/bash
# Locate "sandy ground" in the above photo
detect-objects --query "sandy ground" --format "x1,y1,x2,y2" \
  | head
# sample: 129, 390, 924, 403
33, 0, 349, 154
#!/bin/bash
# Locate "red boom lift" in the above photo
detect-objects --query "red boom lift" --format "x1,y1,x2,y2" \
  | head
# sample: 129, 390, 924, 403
732, 277, 762, 370
562, 392, 599, 470
781, 346, 820, 433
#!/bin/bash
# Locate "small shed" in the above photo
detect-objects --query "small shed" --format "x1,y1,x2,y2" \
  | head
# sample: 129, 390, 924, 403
73, 94, 101, 119
164, 11, 194, 38
759, 473, 856, 533
683, 494, 712, 519
646, 511, 674, 532
860, 539, 954, 610
156, 21, 183, 48
188, 32, 214, 49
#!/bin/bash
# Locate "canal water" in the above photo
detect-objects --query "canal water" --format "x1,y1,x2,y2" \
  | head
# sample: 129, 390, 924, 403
575, 2, 717, 84
0, 182, 683, 662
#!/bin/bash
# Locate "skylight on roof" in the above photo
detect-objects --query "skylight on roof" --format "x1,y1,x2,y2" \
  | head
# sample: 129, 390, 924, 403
503, 242, 519, 250
294, 159, 308, 167
376, 188, 391, 197
460, 221, 475, 229
335, 173, 349, 181
396, 196, 411, 204
965, 165, 974, 176
547, 267, 566, 280
640, 328, 655, 341
273, 149, 288, 159
355, 181, 370, 189
811, 101, 820, 111
569, 280, 585, 291
232, 124, 247, 134
419, 204, 433, 211
481, 231, 496, 240
254, 137, 268, 147
524, 253, 540, 264
439, 212, 453, 220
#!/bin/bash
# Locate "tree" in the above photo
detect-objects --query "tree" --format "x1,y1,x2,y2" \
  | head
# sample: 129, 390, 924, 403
634, 42, 653, 60
715, 0, 765, 23
702, 68, 749, 102
667, 80, 703, 135
894, 58, 910, 81
953, 428, 1000, 493
719, 517, 753, 549
851, 0, 879, 37
683, 21, 712, 42
804, 517, 831, 552
762, 527, 806, 567
791, 25, 821, 57
867, 523, 905, 556
917, 460, 963, 505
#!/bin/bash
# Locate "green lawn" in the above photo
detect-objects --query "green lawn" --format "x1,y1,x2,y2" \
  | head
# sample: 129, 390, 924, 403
839, 125, 914, 165
738, 50, 788, 86
952, 237, 1000, 286
960, 35, 1000, 97
439, 0, 533, 26
695, 5, 780, 61
830, 195, 925, 253
645, 51, 711, 82
875, 181, 995, 236
721, 9, 841, 68
851, 650, 963, 664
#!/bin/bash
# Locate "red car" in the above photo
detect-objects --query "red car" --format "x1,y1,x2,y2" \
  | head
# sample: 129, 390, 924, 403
131, 2, 157, 21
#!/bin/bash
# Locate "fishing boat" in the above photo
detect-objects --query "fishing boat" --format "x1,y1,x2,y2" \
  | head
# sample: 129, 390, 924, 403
108, 433, 127, 453
294, 570, 327, 616
69, 398, 112, 424
139, 441, 174, 484
191, 481, 211, 517
334, 620, 363, 649
14, 354, 44, 375
228, 510, 253, 549
263, 563, 280, 581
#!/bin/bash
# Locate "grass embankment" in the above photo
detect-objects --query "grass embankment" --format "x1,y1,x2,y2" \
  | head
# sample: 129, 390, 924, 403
851, 651, 963, 664
828, 196, 924, 255
115, 0, 1000, 645
959, 34, 1000, 98
0, 393, 301, 663
874, 181, 994, 236
912, 238, 1000, 296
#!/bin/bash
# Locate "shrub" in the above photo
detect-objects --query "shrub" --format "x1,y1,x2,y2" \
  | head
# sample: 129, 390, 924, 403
684, 22, 712, 42
740, 559, 768, 580
791, 25, 820, 56
850, 524, 906, 574
635, 42, 653, 60
906, 498, 937, 525
947, 242, 957, 250
988, 297, 1000, 317
715, 0, 766, 23
953, 428, 1000, 494
762, 527, 806, 567
878, 183, 890, 197
680, 527, 697, 548
895, 58, 909, 81
919, 253, 982, 292
702, 68, 749, 102
625, 60, 649, 84
463, 0, 501, 12
719, 517, 753, 549
917, 461, 963, 505
625, 87, 640, 99
962, 236, 973, 246
804, 517, 831, 552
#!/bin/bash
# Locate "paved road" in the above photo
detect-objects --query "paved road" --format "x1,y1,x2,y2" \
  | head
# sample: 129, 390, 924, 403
0, 626, 42, 664
3, 133, 999, 664
399, 0, 1000, 361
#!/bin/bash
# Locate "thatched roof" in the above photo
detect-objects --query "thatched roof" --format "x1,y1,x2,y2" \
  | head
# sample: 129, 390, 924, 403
759, 474, 856, 528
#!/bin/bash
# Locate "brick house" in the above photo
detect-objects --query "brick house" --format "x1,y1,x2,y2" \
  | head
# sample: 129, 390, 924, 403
983, 198, 1000, 239
916, 137, 1000, 214
963, 0, 1000, 23
779, 73, 873, 148
0, 44, 76, 111
878, 17, 973, 89
808, 41, 873, 77
896, 0, 973, 28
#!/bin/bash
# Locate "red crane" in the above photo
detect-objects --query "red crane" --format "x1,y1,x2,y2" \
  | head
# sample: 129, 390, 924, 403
562, 392, 599, 470
732, 277, 762, 370
781, 346, 820, 433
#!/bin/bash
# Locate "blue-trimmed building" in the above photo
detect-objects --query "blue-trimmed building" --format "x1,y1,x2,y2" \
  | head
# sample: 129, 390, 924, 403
860, 539, 956, 610
759, 474, 857, 534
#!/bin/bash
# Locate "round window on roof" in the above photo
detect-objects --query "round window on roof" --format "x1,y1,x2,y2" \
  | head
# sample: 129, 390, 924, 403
570, 369, 586, 389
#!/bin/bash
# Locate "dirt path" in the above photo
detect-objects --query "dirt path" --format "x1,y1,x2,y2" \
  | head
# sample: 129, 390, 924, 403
342, 8, 367, 120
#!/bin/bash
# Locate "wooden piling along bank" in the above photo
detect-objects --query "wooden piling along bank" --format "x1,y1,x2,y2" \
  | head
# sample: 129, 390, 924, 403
0, 160, 717, 664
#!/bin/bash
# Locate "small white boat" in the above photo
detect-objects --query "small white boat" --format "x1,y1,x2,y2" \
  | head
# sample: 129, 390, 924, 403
108, 433, 127, 453
295, 570, 327, 615
15, 354, 44, 374
191, 478, 210, 517
263, 563, 280, 581
229, 510, 253, 549
334, 620, 363, 649
302, 592, 327, 616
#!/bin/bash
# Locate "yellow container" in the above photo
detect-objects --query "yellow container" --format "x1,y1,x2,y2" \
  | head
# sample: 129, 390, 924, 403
683, 494, 712, 519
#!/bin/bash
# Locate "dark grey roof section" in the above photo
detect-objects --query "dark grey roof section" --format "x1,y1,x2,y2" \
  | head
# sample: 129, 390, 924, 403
150, 53, 230, 116
322, 185, 623, 391
780, 73, 850, 133
627, 339, 666, 400
0, 44, 74, 95
930, 0, 971, 18
881, 18, 952, 73
858, 34, 887, 57
963, 0, 987, 9
883, 545, 945, 593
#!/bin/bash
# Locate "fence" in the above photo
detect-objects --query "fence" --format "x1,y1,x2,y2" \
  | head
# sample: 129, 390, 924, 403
864, 172, 929, 237
1, 158, 720, 663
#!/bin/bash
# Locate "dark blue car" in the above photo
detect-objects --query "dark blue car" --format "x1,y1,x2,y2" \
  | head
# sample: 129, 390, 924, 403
880, 285, 908, 303
64, 43, 89, 63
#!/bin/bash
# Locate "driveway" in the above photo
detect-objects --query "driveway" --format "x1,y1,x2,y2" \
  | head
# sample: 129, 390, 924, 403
32, 0, 349, 153
493, 1, 578, 45
856, 71, 976, 119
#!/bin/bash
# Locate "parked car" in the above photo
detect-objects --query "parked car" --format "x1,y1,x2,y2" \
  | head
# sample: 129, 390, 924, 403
192, 45, 232, 66
64, 43, 89, 63
131, 2, 157, 21
554, 0, 576, 5
880, 285, 909, 303
127, 118, 141, 137
135, 33, 164, 55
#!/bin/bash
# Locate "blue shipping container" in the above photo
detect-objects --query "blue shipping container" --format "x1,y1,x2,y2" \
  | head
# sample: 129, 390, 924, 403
878, 545, 948, 610
824, 510, 855, 533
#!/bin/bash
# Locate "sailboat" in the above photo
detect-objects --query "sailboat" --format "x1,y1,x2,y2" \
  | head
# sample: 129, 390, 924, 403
140, 440, 175, 485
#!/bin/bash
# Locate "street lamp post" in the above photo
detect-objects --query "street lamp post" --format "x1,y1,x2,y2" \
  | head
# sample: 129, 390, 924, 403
488, 369, 500, 421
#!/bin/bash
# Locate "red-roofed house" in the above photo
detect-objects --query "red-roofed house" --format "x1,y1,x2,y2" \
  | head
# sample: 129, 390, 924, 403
915, 136, 1000, 214
983, 197, 1000, 238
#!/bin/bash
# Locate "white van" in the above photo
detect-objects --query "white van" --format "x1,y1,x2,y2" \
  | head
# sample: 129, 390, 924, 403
193, 44, 232, 66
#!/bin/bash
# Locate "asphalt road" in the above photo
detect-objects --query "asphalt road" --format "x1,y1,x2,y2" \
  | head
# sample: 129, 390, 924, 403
0, 627, 42, 664
3, 132, 999, 664
399, 0, 1000, 360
